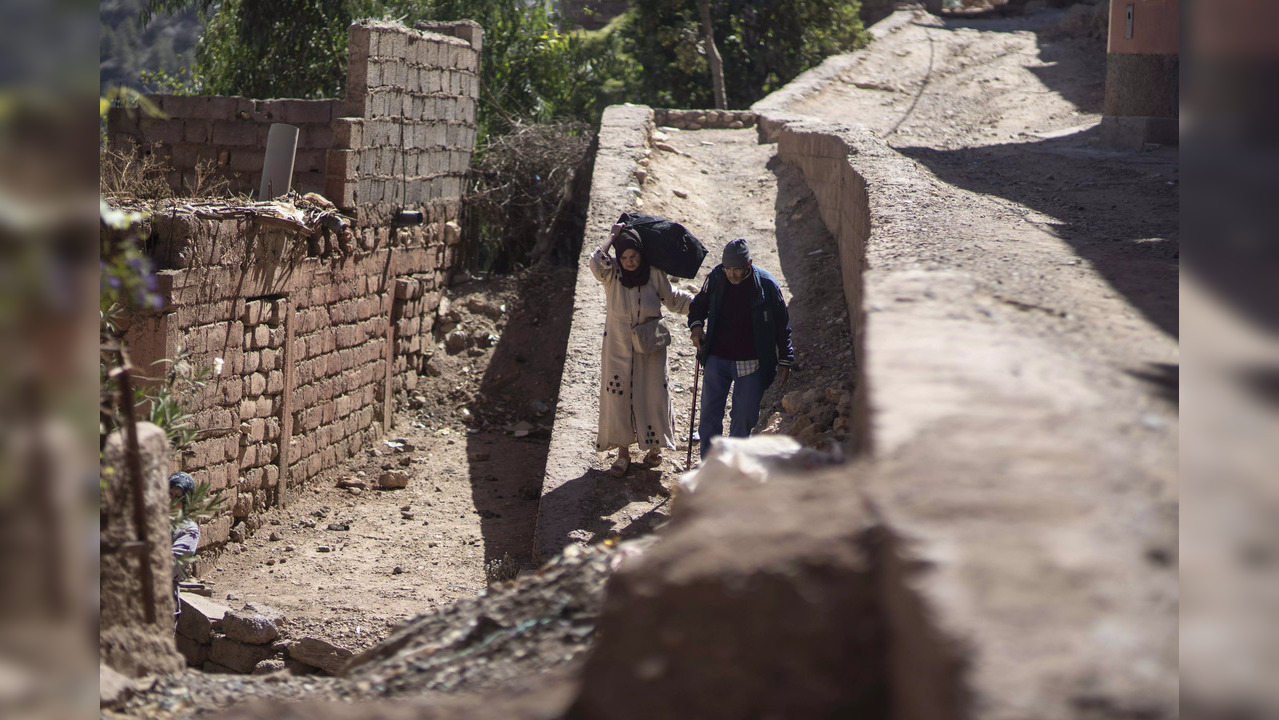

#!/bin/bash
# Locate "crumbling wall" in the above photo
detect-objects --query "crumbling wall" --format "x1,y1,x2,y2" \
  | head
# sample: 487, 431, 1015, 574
106, 97, 340, 197
106, 19, 482, 563
105, 19, 482, 232
767, 124, 871, 454
116, 207, 458, 560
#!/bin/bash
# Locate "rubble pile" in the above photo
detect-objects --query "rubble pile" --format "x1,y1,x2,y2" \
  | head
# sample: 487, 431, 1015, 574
344, 540, 637, 695
174, 595, 352, 677
110, 541, 634, 719
760, 386, 855, 451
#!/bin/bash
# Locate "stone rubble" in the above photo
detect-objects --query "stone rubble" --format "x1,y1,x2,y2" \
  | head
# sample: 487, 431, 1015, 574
173, 594, 355, 678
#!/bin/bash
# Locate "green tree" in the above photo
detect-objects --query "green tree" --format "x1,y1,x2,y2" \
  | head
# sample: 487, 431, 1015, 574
168, 0, 353, 99
623, 0, 867, 109
422, 1, 637, 136
140, 0, 638, 133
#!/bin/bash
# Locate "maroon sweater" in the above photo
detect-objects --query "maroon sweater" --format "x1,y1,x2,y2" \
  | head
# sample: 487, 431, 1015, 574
709, 278, 756, 360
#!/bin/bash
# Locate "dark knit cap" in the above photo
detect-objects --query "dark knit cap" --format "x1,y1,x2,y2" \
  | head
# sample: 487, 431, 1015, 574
722, 238, 751, 268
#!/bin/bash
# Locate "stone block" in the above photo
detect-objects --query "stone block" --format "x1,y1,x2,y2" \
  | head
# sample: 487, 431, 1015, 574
378, 470, 410, 489
243, 299, 263, 326
221, 609, 280, 645
253, 658, 287, 675
177, 593, 231, 643
286, 637, 354, 676
210, 636, 278, 674
200, 516, 232, 548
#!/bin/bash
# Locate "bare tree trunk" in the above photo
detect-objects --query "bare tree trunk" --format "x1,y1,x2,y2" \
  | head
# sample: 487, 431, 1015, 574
699, 0, 728, 110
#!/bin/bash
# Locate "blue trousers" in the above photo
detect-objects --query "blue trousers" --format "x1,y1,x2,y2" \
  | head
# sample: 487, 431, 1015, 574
698, 354, 767, 458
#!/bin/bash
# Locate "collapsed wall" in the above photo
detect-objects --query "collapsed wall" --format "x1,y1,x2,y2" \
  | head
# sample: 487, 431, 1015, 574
102, 20, 482, 564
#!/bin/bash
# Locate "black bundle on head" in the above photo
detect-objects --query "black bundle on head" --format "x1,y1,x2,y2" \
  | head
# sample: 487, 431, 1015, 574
614, 229, 651, 288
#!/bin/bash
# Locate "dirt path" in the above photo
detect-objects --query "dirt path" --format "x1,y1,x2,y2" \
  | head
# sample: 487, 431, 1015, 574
196, 267, 576, 655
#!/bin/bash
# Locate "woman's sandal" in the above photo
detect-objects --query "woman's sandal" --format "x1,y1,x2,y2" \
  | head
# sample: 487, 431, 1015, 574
609, 454, 631, 477
642, 448, 662, 467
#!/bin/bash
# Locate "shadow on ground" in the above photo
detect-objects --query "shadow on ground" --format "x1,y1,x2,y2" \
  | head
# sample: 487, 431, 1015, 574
462, 267, 578, 572
536, 469, 671, 558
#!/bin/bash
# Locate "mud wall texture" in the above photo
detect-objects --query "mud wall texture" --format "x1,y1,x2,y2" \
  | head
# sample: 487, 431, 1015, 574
108, 20, 480, 563
106, 97, 340, 198
749, 84, 1173, 716
105, 19, 481, 229
117, 210, 460, 561
764, 123, 872, 454
100, 423, 185, 678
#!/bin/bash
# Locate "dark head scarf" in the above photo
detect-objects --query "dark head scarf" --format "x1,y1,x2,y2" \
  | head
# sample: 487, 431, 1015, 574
613, 229, 651, 288
169, 472, 195, 503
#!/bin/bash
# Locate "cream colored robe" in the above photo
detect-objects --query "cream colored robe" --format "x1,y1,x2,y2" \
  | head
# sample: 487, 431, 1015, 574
590, 247, 692, 452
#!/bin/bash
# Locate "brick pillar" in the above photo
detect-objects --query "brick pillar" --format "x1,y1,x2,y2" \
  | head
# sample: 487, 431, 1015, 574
1101, 0, 1179, 148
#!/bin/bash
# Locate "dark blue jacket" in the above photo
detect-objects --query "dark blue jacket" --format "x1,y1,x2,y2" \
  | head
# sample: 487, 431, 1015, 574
688, 264, 795, 387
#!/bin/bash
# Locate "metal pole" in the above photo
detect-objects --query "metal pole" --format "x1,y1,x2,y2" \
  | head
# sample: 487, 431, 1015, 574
686, 359, 700, 469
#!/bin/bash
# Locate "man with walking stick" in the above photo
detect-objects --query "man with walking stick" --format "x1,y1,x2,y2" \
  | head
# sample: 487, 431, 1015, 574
688, 239, 795, 461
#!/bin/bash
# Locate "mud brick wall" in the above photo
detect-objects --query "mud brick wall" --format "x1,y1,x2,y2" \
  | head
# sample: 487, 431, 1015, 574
653, 108, 758, 130
119, 211, 458, 561
390, 274, 439, 395
105, 19, 482, 234
107, 97, 341, 197
330, 20, 481, 227
109, 19, 479, 560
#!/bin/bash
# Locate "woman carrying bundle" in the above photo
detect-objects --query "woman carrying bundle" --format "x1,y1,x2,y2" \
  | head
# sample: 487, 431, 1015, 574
589, 223, 693, 476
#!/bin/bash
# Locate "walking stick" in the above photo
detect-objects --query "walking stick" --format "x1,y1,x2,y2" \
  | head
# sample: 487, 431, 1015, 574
686, 357, 700, 468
